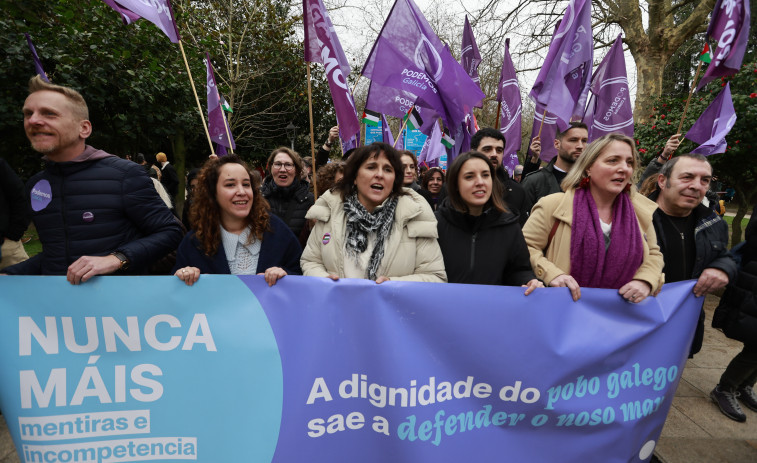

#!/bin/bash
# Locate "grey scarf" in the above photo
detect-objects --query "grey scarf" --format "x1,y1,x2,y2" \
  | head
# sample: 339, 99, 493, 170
343, 193, 399, 280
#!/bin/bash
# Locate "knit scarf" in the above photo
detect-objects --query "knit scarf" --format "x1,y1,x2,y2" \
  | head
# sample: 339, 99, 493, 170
570, 188, 643, 289
343, 193, 399, 280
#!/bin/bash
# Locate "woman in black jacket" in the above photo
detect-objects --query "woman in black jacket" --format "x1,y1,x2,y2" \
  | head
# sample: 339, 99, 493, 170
435, 151, 541, 293
261, 147, 314, 246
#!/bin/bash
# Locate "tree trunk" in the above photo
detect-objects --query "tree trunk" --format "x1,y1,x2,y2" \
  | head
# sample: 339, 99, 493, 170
631, 53, 666, 123
731, 191, 748, 246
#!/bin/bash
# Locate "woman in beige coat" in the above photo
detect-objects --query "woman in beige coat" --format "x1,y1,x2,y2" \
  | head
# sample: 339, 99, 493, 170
522, 134, 663, 303
301, 143, 446, 283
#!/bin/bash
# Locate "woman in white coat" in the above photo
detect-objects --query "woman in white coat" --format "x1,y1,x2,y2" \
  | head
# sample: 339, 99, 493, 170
301, 142, 446, 283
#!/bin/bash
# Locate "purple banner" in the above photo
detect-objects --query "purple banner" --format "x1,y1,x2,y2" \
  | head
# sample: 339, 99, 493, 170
101, 0, 179, 43
497, 38, 522, 158
585, 34, 634, 142
365, 81, 439, 136
362, 0, 484, 130
697, 0, 751, 90
303, 0, 360, 139
206, 54, 236, 151
685, 82, 737, 155
0, 277, 701, 461
529, 0, 593, 127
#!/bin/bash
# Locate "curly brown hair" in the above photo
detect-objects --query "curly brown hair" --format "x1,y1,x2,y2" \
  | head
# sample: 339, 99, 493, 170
314, 161, 345, 194
190, 155, 271, 256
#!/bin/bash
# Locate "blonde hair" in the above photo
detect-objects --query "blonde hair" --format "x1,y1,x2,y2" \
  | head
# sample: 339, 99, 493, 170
156, 152, 167, 163
28, 75, 88, 121
561, 133, 639, 191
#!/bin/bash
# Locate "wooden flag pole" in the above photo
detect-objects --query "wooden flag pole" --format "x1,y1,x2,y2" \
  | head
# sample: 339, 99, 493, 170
178, 40, 214, 155
307, 62, 318, 199
677, 59, 704, 136
495, 102, 502, 130
536, 108, 548, 138
394, 110, 412, 148
350, 75, 362, 98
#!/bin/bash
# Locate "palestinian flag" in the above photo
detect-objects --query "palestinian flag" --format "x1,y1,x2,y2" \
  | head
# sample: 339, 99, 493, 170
441, 127, 454, 149
220, 95, 233, 113
362, 109, 380, 126
699, 43, 712, 63
404, 106, 423, 130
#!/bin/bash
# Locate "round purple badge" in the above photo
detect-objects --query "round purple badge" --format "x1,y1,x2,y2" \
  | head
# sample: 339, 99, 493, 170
82, 212, 94, 222
322, 233, 331, 245
30, 179, 52, 211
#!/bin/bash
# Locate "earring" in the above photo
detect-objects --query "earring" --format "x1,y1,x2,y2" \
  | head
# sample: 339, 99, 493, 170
578, 176, 590, 189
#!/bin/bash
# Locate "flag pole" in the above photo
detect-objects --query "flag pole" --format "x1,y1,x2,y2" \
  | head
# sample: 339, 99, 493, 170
307, 62, 318, 199
677, 59, 704, 136
350, 75, 362, 99
178, 40, 215, 155
394, 108, 412, 148
536, 108, 548, 138
495, 102, 502, 130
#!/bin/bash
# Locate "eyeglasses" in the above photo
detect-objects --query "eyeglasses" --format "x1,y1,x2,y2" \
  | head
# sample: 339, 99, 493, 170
272, 162, 295, 171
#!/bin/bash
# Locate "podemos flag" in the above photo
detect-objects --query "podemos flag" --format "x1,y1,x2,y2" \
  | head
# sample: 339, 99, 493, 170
696, 0, 751, 90
496, 38, 522, 160
685, 83, 737, 155
101, 0, 180, 43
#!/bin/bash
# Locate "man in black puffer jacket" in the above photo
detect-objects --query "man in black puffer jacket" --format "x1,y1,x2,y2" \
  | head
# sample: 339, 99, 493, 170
2, 76, 183, 283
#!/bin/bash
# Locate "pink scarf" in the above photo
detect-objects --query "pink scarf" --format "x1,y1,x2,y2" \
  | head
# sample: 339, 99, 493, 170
570, 188, 643, 289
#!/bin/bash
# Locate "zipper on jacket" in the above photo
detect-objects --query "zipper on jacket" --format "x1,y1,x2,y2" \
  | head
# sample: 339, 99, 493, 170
470, 232, 477, 271
678, 231, 686, 278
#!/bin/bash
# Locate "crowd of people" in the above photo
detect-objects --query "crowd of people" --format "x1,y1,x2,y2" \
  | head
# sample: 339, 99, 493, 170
2, 76, 756, 427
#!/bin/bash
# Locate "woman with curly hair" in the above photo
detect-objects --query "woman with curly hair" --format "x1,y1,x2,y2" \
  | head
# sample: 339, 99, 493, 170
421, 167, 445, 211
173, 156, 302, 286
314, 161, 345, 194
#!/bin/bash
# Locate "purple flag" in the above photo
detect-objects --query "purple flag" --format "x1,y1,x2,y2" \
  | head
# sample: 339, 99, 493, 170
365, 81, 439, 136
215, 143, 228, 156
685, 83, 737, 155
362, 0, 484, 130
529, 0, 593, 128
697, 0, 751, 90
101, 0, 179, 43
461, 16, 482, 94
206, 54, 236, 152
396, 126, 405, 150
341, 131, 360, 152
497, 38, 522, 159
24, 34, 49, 82
503, 153, 519, 177
584, 34, 634, 142
531, 105, 559, 162
381, 114, 395, 146
418, 121, 444, 164
303, 0, 360, 140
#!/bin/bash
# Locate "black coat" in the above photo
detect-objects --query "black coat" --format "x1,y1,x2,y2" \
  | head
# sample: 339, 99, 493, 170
172, 214, 302, 276
160, 162, 179, 201
435, 204, 535, 286
261, 177, 314, 239
4, 148, 183, 275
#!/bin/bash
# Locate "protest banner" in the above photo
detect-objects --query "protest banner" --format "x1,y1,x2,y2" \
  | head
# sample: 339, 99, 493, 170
0, 276, 699, 462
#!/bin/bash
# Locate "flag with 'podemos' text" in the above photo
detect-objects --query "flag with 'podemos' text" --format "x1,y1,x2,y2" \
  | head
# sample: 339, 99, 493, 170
496, 38, 522, 159
584, 34, 633, 142
101, 0, 179, 43
529, 0, 592, 128
303, 0, 360, 140
685, 83, 737, 155
697, 0, 751, 90
362, 0, 484, 130
365, 81, 439, 136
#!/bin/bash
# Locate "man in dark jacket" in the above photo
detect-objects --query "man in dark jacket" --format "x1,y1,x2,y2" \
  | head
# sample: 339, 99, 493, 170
3, 76, 183, 283
0, 159, 31, 270
470, 128, 531, 225
649, 153, 736, 356
156, 151, 179, 205
521, 122, 588, 206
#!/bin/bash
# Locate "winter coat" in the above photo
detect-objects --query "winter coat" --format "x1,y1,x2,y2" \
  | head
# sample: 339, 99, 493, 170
521, 157, 563, 207
648, 191, 738, 282
496, 167, 531, 226
435, 204, 535, 286
522, 188, 664, 292
301, 189, 447, 282
262, 177, 314, 240
172, 214, 302, 276
4, 146, 183, 275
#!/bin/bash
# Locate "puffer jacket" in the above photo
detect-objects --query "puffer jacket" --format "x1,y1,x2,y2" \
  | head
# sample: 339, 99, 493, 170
301, 189, 447, 282
261, 177, 314, 239
436, 203, 535, 286
4, 146, 183, 275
